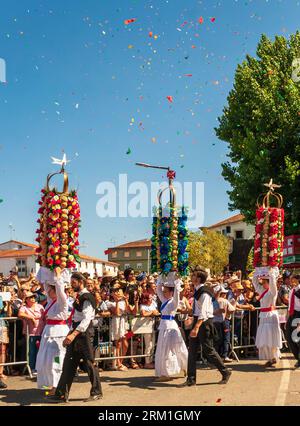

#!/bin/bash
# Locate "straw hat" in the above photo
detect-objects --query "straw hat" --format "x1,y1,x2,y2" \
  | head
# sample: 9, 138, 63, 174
25, 292, 37, 299
242, 280, 253, 290
213, 285, 228, 294
235, 282, 244, 290
228, 275, 241, 285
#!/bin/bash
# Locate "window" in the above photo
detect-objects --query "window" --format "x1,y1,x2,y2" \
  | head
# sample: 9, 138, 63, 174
226, 226, 231, 234
16, 259, 26, 276
222, 229, 226, 235
136, 263, 143, 270
124, 263, 131, 269
111, 251, 118, 259
124, 251, 130, 258
136, 251, 142, 257
18, 245, 22, 249
235, 230, 244, 239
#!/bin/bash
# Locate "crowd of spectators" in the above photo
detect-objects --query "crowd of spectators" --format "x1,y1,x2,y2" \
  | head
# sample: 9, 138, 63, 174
0, 266, 296, 389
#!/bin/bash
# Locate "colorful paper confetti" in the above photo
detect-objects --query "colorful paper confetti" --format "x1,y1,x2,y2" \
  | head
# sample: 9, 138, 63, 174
124, 18, 137, 25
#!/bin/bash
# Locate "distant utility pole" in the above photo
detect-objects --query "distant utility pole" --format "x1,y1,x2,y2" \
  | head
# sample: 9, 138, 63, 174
79, 240, 88, 254
109, 238, 116, 247
9, 223, 15, 240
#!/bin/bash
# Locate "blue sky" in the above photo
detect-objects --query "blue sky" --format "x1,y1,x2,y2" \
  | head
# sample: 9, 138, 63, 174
0, 0, 299, 258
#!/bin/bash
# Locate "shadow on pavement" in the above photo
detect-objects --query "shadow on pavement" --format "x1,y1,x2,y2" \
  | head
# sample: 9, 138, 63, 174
230, 363, 295, 373
100, 374, 186, 390
0, 387, 46, 406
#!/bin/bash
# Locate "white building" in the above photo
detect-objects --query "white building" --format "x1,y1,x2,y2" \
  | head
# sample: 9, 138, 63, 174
206, 213, 254, 272
0, 240, 118, 278
207, 213, 254, 240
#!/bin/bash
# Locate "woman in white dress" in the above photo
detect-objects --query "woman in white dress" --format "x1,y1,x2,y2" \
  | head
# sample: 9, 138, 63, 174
253, 267, 282, 367
36, 267, 70, 392
154, 275, 188, 381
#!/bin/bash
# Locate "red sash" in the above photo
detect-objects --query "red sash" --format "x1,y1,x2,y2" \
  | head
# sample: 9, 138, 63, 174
289, 289, 295, 316
44, 299, 57, 317
261, 306, 275, 313
68, 307, 75, 327
46, 319, 68, 325
257, 289, 269, 301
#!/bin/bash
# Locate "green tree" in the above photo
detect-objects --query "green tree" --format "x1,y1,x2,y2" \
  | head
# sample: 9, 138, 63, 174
246, 245, 254, 272
215, 32, 300, 234
188, 229, 229, 274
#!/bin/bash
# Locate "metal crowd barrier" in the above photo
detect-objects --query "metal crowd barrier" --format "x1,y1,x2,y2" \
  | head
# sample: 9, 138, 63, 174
230, 306, 288, 362
0, 318, 32, 378
1, 308, 290, 373
93, 314, 157, 365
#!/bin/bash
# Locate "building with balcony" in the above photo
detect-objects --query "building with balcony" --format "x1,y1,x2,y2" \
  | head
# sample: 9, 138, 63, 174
106, 239, 151, 273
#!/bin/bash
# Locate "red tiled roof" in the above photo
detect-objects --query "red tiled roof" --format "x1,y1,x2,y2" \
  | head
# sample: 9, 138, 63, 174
0, 249, 36, 258
109, 239, 151, 249
0, 243, 118, 266
79, 254, 118, 266
0, 240, 38, 249
206, 214, 245, 229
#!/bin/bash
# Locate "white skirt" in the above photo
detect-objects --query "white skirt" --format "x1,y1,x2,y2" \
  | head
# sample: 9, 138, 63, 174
111, 316, 128, 341
155, 324, 188, 377
36, 325, 69, 389
255, 312, 282, 361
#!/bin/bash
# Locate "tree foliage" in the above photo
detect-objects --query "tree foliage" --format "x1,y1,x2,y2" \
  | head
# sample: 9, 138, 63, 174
188, 229, 229, 274
215, 32, 300, 234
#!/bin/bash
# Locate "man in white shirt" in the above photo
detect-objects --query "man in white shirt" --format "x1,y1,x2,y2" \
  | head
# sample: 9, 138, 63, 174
47, 272, 102, 403
182, 268, 231, 387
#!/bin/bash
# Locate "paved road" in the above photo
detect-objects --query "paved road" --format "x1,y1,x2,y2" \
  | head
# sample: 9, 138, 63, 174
0, 354, 299, 406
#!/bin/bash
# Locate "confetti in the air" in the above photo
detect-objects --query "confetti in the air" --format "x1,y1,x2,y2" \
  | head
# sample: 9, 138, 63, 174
124, 18, 137, 25
166, 96, 173, 103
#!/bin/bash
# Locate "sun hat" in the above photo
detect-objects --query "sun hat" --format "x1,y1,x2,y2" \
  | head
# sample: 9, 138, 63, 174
235, 282, 244, 290
25, 292, 37, 299
213, 285, 228, 294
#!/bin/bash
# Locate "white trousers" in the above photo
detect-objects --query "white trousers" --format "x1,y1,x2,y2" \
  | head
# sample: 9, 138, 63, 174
143, 333, 154, 364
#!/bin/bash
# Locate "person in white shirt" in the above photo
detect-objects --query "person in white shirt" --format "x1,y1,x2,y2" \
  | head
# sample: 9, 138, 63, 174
155, 273, 188, 381
140, 292, 160, 369
47, 272, 102, 403
286, 275, 300, 368
212, 285, 236, 361
182, 268, 231, 387
252, 268, 282, 367
36, 267, 69, 392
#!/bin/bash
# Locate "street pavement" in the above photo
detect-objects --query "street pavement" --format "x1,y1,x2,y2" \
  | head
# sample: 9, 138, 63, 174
0, 354, 299, 406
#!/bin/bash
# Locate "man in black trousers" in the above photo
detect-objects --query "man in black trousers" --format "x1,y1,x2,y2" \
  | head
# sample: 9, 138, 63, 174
47, 272, 102, 403
182, 268, 231, 386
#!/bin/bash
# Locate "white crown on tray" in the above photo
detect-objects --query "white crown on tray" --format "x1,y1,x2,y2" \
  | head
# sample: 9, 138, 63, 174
253, 266, 280, 279
157, 271, 183, 287
36, 265, 71, 285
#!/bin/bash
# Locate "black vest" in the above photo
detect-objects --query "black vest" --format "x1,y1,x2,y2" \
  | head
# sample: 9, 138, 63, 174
194, 285, 215, 301
74, 292, 96, 313
295, 288, 300, 299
